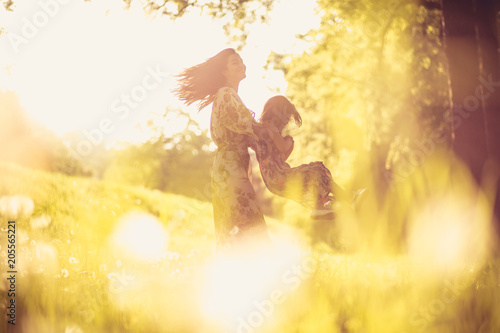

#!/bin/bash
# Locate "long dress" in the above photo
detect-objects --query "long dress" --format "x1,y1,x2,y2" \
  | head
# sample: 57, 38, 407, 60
210, 87, 270, 253
254, 127, 346, 210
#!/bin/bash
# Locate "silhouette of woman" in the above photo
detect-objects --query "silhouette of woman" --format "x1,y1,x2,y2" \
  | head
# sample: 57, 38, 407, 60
174, 49, 271, 255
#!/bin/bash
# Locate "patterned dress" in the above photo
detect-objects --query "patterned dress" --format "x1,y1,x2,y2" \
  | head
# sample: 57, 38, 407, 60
254, 127, 345, 210
210, 87, 270, 253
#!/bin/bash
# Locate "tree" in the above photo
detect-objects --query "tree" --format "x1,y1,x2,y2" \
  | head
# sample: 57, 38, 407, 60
125, 0, 275, 46
104, 107, 216, 200
440, 0, 500, 229
271, 0, 438, 195
273, 0, 500, 232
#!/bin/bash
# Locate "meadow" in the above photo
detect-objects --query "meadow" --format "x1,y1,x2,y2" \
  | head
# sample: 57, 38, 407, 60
0, 158, 499, 333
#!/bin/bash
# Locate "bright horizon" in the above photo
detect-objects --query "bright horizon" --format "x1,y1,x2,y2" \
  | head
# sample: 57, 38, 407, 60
0, 0, 319, 146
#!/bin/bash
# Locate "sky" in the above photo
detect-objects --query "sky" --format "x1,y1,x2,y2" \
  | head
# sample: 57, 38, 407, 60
0, 0, 319, 145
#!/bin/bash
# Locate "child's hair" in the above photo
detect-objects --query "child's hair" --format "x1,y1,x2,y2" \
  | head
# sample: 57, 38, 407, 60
260, 95, 302, 131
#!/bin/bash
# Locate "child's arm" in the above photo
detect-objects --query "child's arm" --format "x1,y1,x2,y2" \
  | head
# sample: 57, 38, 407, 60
280, 135, 294, 161
267, 126, 293, 154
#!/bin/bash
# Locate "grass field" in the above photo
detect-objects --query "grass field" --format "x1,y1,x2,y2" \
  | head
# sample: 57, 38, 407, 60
0, 160, 499, 333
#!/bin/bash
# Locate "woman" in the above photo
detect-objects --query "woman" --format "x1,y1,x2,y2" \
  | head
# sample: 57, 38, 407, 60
174, 49, 271, 254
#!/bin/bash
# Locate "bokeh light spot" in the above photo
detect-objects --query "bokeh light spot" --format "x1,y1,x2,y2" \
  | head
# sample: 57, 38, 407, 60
112, 212, 169, 262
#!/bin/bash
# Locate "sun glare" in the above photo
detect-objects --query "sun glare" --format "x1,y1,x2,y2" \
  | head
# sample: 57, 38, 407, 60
111, 212, 169, 261
408, 192, 492, 274
0, 0, 318, 146
201, 235, 311, 330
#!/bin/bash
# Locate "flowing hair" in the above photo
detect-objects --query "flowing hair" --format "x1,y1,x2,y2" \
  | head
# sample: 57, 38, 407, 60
260, 95, 302, 131
173, 48, 237, 111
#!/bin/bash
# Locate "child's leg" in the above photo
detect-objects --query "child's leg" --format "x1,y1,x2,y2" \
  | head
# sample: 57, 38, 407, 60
308, 161, 350, 210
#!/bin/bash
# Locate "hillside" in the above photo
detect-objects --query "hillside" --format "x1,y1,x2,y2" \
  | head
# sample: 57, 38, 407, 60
0, 162, 499, 333
0, 162, 306, 332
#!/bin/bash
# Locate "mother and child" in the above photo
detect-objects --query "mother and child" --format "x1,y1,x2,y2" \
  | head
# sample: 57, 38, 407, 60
174, 48, 364, 254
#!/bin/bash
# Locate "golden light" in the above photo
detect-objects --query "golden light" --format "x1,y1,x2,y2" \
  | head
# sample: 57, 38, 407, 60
407, 191, 492, 275
0, 0, 318, 145
202, 252, 278, 320
30, 241, 59, 274
0, 194, 34, 219
200, 235, 311, 330
111, 212, 169, 262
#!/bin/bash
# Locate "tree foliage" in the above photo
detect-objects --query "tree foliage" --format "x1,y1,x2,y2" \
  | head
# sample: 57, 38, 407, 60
131, 0, 276, 46
1, 0, 276, 47
104, 107, 216, 200
1, 0, 13, 11
271, 0, 451, 193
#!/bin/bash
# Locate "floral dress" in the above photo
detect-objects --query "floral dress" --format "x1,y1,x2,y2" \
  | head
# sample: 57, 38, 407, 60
254, 128, 344, 210
210, 87, 270, 252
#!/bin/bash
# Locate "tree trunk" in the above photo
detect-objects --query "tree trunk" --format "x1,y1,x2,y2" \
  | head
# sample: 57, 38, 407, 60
441, 0, 500, 231
475, 0, 500, 233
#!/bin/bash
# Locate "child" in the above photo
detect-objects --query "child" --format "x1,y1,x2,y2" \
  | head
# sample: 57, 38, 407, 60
252, 95, 361, 219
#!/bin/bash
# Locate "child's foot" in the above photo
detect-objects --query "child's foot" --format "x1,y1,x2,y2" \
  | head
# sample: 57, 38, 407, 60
322, 195, 334, 209
310, 195, 336, 220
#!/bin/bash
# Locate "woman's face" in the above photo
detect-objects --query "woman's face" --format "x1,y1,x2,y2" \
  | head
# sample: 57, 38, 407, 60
223, 53, 246, 83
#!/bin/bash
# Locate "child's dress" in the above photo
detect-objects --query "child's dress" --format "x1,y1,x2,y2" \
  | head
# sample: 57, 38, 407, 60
254, 128, 345, 210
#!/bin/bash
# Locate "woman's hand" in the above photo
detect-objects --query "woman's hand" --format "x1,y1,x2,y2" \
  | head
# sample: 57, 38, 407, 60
252, 124, 267, 139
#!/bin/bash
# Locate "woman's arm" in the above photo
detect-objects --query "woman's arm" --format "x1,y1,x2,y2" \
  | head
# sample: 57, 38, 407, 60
215, 87, 259, 140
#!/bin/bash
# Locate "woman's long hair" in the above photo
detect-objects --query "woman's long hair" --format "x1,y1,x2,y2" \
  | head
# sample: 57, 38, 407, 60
173, 48, 236, 110
260, 95, 302, 132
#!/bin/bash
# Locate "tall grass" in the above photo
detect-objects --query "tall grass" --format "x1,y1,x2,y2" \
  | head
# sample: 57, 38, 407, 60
0, 156, 499, 333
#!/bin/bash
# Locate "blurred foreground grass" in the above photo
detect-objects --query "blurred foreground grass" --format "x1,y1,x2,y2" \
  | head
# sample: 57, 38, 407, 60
0, 159, 499, 333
